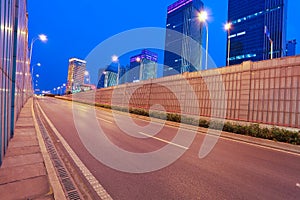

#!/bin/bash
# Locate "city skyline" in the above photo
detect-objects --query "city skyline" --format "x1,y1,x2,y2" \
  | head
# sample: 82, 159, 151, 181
28, 0, 300, 92
1, 0, 300, 198
227, 0, 287, 65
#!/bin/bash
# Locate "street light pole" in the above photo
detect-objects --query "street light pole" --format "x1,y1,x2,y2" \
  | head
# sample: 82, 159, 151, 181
112, 55, 120, 85
29, 34, 47, 95
29, 34, 47, 64
198, 11, 209, 70
84, 71, 91, 84
31, 63, 41, 94
270, 39, 273, 59
225, 22, 232, 66
204, 23, 208, 70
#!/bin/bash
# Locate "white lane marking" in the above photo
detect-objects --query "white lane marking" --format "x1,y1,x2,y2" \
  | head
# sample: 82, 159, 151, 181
139, 132, 189, 150
37, 102, 113, 200
77, 108, 88, 112
97, 117, 113, 124
296, 183, 300, 188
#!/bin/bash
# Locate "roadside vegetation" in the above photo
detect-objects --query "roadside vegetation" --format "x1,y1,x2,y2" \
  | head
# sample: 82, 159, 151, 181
98, 103, 300, 145
60, 97, 300, 145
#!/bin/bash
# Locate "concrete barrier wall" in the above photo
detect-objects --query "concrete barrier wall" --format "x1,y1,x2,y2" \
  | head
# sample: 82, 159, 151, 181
69, 55, 300, 129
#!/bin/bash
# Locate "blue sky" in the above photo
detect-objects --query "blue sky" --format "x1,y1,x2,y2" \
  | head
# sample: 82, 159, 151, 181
28, 0, 300, 92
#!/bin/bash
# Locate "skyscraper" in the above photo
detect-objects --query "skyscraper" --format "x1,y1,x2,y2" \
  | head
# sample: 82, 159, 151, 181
129, 49, 158, 82
286, 39, 297, 56
227, 0, 287, 65
66, 58, 86, 93
97, 65, 118, 89
163, 0, 204, 77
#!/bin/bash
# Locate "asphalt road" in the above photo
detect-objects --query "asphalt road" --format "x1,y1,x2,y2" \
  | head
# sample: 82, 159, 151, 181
37, 97, 300, 200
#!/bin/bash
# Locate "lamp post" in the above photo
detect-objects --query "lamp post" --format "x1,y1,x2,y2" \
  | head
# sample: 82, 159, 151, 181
112, 55, 120, 85
84, 71, 91, 84
225, 22, 232, 66
136, 57, 143, 81
62, 83, 66, 95
32, 63, 41, 94
198, 11, 209, 70
57, 87, 61, 96
29, 34, 47, 64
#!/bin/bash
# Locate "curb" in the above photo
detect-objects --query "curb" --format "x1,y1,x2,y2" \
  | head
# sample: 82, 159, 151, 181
32, 98, 67, 200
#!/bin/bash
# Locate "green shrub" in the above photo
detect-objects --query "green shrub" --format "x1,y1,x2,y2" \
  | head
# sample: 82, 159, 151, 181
181, 116, 199, 126
149, 111, 167, 120
129, 108, 149, 117
209, 120, 224, 130
167, 113, 181, 123
199, 119, 209, 128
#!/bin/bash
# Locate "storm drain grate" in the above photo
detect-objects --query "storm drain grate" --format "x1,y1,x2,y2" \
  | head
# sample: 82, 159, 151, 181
62, 178, 76, 192
57, 168, 69, 179
35, 104, 82, 200
53, 159, 63, 168
68, 191, 81, 200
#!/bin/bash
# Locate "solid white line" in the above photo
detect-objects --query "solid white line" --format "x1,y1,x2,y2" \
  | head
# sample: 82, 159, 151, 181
32, 100, 67, 200
139, 132, 189, 150
36, 102, 113, 200
97, 117, 113, 124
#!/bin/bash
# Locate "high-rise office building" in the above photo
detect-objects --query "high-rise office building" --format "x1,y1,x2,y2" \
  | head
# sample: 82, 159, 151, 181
286, 39, 297, 56
227, 0, 287, 65
97, 65, 118, 89
129, 49, 158, 82
66, 58, 87, 93
163, 0, 204, 77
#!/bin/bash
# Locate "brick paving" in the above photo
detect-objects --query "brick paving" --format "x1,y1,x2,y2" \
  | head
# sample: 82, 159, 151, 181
0, 99, 54, 200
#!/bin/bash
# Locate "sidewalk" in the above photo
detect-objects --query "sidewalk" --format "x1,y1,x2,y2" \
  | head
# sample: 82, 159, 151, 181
0, 99, 61, 200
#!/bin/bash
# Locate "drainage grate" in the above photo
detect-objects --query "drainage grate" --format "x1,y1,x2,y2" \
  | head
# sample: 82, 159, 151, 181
68, 191, 81, 200
62, 178, 76, 192
57, 168, 69, 179
34, 104, 82, 200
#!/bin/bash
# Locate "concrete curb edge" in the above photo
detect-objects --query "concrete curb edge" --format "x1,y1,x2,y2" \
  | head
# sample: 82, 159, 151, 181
31, 98, 67, 200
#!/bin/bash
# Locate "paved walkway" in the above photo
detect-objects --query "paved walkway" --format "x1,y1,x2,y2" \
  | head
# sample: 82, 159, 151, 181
0, 99, 62, 200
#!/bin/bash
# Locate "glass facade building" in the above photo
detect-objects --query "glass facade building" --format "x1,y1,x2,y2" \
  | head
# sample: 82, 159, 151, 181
97, 65, 118, 89
286, 39, 296, 56
129, 49, 158, 82
227, 0, 287, 65
163, 0, 204, 77
0, 0, 32, 166
66, 58, 87, 94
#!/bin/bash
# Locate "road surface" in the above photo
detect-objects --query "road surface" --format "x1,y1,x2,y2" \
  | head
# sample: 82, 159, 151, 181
36, 97, 300, 200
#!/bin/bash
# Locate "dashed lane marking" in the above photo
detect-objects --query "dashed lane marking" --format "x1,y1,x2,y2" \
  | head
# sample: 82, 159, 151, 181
97, 117, 113, 124
139, 132, 189, 150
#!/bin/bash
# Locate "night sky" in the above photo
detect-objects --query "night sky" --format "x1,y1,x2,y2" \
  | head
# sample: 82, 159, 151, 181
28, 0, 300, 92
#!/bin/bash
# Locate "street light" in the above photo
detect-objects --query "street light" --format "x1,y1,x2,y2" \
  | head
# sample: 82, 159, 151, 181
29, 34, 47, 64
84, 70, 91, 84
225, 22, 232, 66
57, 86, 61, 95
198, 11, 209, 70
136, 57, 144, 81
32, 63, 41, 94
112, 55, 120, 85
